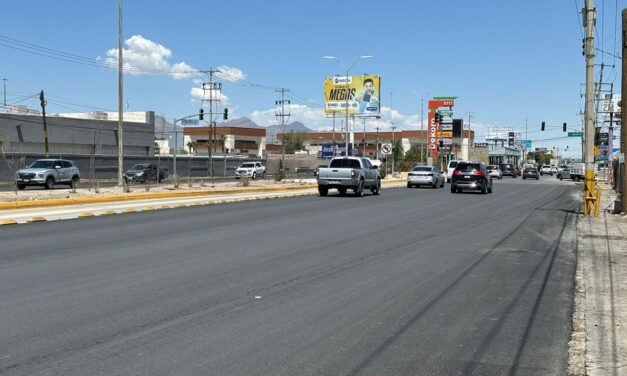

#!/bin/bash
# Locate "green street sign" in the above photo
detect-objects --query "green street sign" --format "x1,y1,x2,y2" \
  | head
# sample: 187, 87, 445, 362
436, 110, 454, 116
568, 131, 583, 137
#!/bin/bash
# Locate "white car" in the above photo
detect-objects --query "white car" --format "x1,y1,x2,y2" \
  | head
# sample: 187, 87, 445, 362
540, 165, 553, 176
407, 166, 445, 188
235, 162, 266, 179
446, 160, 466, 182
486, 165, 503, 180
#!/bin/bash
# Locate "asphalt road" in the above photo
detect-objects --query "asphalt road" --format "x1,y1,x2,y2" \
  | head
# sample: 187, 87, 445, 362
0, 178, 580, 375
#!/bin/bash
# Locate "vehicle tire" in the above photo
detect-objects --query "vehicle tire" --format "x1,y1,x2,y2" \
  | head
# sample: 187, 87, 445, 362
481, 183, 488, 194
432, 181, 437, 188
354, 180, 364, 197
252, 172, 257, 180
450, 186, 457, 193
262, 172, 266, 179
523, 176, 526, 180
338, 187, 347, 196
560, 176, 563, 181
407, 183, 412, 188
498, 176, 502, 180
439, 179, 445, 188
488, 182, 493, 193
513, 175, 517, 178
536, 177, 539, 180
44, 177, 54, 189
70, 176, 80, 189
17, 184, 25, 190
318, 187, 328, 196
372, 180, 381, 195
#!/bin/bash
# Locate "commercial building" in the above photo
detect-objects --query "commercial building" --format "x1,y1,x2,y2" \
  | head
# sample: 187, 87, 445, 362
182, 126, 266, 158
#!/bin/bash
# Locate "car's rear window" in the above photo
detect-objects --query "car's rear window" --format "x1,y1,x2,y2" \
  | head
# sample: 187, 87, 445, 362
456, 163, 480, 172
487, 165, 498, 169
500, 164, 513, 169
448, 161, 458, 169
412, 167, 432, 172
330, 159, 361, 169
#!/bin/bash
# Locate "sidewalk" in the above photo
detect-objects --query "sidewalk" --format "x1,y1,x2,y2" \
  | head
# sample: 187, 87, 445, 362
570, 186, 627, 376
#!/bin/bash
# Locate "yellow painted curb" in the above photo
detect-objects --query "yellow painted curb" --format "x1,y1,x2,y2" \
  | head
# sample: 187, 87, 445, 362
142, 206, 155, 211
158, 205, 170, 209
100, 210, 116, 215
175, 203, 186, 208
1, 219, 17, 225
78, 212, 95, 217
122, 208, 136, 214
27, 216, 47, 223
191, 202, 203, 206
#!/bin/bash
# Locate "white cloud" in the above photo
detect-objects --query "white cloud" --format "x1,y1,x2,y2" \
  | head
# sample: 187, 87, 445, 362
105, 35, 196, 79
216, 65, 246, 82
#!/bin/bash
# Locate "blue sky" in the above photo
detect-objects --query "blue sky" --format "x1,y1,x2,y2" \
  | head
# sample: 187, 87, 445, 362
1, 0, 622, 157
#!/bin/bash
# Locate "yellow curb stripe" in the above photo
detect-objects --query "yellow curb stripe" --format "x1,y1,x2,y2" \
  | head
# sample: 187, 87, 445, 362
122, 208, 136, 214
159, 205, 170, 209
1, 219, 17, 225
27, 216, 47, 223
100, 210, 116, 215
78, 212, 95, 217
142, 206, 155, 211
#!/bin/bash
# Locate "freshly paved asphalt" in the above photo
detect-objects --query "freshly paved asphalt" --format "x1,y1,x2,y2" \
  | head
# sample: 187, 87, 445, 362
0, 178, 580, 375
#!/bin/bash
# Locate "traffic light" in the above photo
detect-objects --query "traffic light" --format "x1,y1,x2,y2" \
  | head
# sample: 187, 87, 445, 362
562, 122, 567, 132
199, 108, 204, 120
438, 140, 444, 148
223, 108, 228, 120
541, 121, 545, 131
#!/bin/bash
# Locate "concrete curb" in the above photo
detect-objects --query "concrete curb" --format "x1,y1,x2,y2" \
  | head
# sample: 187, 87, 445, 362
568, 215, 587, 376
0, 179, 406, 211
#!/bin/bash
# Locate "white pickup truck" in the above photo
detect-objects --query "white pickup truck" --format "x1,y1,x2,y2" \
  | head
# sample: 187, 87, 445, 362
235, 162, 266, 179
316, 157, 381, 197
557, 163, 584, 181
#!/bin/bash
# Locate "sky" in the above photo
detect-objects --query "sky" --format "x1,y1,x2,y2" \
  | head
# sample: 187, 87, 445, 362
0, 0, 623, 158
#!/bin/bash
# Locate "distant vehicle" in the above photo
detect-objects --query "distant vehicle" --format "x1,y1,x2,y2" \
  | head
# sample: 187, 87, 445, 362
540, 165, 553, 176
235, 162, 266, 179
557, 163, 584, 181
522, 167, 540, 180
16, 159, 80, 190
486, 165, 503, 180
124, 164, 165, 184
451, 162, 493, 194
445, 160, 464, 182
499, 163, 518, 178
407, 166, 445, 188
316, 156, 381, 197
550, 165, 558, 174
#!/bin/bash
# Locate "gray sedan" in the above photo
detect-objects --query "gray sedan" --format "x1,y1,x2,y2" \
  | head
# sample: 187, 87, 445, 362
407, 166, 445, 188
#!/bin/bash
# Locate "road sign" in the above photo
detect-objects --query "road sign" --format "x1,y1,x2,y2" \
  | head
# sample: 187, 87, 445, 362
568, 131, 583, 137
437, 131, 453, 138
436, 110, 454, 117
440, 138, 453, 145
381, 143, 392, 155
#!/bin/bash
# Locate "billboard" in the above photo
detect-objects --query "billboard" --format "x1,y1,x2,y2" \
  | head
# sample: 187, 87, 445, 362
324, 75, 380, 115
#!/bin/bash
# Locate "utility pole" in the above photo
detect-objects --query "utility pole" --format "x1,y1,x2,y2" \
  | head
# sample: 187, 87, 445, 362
620, 8, 627, 213
39, 90, 49, 158
583, 0, 599, 216
275, 88, 290, 177
421, 97, 425, 163
2, 78, 6, 110
391, 122, 397, 175
332, 112, 336, 156
201, 68, 221, 184
362, 117, 367, 157
117, 0, 124, 186
375, 125, 380, 159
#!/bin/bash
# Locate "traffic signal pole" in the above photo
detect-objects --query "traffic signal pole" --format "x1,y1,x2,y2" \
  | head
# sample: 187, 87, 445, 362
621, 8, 627, 213
583, 0, 600, 216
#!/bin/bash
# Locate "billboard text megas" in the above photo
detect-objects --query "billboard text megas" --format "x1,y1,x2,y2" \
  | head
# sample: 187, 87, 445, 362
324, 75, 380, 115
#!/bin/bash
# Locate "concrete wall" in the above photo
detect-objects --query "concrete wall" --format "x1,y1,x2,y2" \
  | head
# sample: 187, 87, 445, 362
0, 112, 155, 157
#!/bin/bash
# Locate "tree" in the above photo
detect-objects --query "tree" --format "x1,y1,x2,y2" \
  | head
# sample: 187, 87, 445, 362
284, 131, 305, 154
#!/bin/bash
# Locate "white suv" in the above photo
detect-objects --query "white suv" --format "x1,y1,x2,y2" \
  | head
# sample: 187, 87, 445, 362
540, 165, 553, 176
235, 162, 266, 179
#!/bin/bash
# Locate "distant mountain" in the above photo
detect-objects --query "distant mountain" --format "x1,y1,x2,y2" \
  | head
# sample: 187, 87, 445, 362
265, 121, 314, 143
221, 117, 262, 128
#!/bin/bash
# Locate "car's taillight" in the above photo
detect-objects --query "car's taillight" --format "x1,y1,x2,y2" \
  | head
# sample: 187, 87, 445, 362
453, 170, 461, 175
473, 170, 485, 177
351, 169, 356, 177
314, 168, 319, 176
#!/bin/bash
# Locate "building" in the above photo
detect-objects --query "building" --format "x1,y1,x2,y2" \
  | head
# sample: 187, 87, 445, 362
0, 111, 156, 156
183, 126, 266, 158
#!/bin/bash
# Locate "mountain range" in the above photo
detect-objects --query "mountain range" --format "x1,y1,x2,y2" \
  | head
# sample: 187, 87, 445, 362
222, 117, 313, 142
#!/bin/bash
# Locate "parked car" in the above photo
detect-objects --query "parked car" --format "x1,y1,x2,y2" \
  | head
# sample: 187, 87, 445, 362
235, 162, 266, 179
486, 165, 503, 180
16, 159, 80, 190
451, 162, 493, 194
316, 156, 381, 196
522, 167, 540, 180
124, 164, 165, 183
407, 166, 445, 188
540, 165, 553, 176
499, 163, 518, 178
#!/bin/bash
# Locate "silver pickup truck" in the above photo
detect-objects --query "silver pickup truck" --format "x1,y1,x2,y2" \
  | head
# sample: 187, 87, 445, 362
316, 157, 381, 197
16, 159, 81, 190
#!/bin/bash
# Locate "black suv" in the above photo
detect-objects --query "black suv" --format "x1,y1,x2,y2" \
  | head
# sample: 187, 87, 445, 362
499, 163, 518, 178
451, 162, 493, 194
124, 164, 165, 183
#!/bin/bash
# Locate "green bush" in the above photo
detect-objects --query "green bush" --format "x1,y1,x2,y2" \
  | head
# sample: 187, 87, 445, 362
274, 170, 284, 181
239, 177, 250, 187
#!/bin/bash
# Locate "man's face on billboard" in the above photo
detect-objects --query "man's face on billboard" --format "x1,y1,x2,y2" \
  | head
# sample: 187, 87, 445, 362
364, 81, 374, 93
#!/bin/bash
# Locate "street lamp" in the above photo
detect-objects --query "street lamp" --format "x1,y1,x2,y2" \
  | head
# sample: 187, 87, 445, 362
323, 55, 372, 156
411, 91, 431, 164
